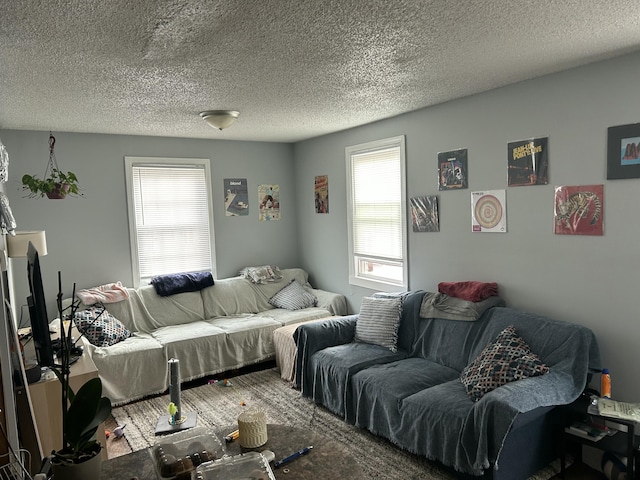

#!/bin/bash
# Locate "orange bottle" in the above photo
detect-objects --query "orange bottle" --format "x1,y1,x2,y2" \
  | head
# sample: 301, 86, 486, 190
601, 368, 611, 398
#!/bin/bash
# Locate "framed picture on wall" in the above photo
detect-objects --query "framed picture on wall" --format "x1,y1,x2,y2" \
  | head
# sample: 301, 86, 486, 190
553, 184, 604, 235
607, 123, 640, 179
438, 149, 468, 190
410, 195, 439, 232
507, 137, 548, 186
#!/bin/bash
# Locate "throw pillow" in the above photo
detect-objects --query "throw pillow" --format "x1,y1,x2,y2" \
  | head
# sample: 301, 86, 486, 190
76, 281, 130, 305
268, 280, 317, 310
73, 306, 132, 347
460, 325, 550, 402
354, 296, 402, 352
239, 265, 283, 284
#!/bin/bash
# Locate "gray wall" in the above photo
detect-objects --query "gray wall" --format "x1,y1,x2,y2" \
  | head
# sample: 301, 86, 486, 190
295, 51, 640, 401
2, 131, 298, 323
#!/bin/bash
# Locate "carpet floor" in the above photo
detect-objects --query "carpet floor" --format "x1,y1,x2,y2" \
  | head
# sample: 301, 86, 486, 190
111, 367, 566, 480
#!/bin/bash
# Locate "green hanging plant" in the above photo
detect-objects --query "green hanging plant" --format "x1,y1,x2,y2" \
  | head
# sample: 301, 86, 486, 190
21, 133, 82, 199
22, 168, 80, 199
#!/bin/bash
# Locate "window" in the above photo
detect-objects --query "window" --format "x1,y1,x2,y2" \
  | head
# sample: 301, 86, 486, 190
125, 157, 216, 287
346, 136, 408, 291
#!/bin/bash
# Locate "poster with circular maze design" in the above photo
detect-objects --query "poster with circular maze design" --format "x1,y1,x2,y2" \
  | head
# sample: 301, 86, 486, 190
471, 190, 507, 233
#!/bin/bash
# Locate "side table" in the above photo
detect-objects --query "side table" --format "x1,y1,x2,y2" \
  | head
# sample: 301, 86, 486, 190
28, 351, 106, 464
560, 394, 639, 479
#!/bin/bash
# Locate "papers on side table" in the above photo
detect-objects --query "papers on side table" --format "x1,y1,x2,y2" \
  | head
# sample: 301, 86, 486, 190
597, 397, 640, 422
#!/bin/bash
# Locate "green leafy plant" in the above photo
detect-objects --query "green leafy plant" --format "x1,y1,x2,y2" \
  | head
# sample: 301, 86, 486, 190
21, 168, 81, 199
51, 278, 111, 466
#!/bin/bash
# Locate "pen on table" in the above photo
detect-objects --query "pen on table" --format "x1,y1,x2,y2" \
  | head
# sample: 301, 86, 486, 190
274, 446, 313, 468
224, 429, 239, 442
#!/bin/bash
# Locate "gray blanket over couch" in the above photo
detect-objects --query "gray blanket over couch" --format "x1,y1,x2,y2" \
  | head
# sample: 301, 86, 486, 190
294, 291, 601, 476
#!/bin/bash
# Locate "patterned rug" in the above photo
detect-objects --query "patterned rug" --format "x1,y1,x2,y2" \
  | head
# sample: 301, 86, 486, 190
112, 367, 564, 479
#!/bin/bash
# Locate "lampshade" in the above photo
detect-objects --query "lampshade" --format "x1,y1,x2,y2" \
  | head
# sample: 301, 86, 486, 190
6, 231, 47, 257
199, 110, 240, 130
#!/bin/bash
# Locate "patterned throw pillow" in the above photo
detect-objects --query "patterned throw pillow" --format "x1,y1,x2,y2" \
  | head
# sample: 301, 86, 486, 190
268, 280, 317, 310
354, 296, 402, 352
460, 325, 550, 402
74, 306, 132, 347
240, 265, 283, 284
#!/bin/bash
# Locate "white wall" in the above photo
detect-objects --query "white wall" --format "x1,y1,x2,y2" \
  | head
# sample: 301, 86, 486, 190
1, 131, 298, 324
294, 51, 640, 401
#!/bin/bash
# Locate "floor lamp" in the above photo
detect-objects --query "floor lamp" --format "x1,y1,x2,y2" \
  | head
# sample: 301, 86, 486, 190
6, 231, 47, 327
1, 232, 47, 458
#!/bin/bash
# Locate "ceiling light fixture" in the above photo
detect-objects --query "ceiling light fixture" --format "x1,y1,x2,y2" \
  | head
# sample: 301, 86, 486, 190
199, 110, 240, 130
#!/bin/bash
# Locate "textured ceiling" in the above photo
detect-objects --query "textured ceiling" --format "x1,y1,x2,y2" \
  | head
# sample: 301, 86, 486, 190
1, 1, 639, 143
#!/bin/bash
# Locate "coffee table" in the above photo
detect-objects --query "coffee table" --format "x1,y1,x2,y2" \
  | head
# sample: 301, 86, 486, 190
220, 424, 365, 479
100, 424, 364, 479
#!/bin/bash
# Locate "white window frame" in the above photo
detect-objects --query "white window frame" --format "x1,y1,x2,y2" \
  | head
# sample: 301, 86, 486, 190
124, 157, 216, 287
346, 136, 408, 292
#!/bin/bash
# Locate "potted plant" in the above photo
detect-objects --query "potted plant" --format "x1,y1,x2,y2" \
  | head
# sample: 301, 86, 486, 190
21, 132, 82, 199
21, 168, 81, 199
50, 275, 111, 479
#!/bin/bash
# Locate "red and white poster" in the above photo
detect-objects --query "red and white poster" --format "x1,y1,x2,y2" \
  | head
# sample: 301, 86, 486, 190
554, 184, 603, 235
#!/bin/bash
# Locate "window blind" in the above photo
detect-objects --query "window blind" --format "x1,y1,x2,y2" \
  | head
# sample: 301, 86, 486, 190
350, 146, 403, 261
131, 164, 212, 280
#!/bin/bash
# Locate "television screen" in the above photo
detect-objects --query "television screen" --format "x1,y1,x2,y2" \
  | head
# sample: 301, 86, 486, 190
26, 242, 55, 367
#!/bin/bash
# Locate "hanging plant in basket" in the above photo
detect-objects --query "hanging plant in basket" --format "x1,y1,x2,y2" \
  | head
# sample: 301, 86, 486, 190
21, 133, 82, 199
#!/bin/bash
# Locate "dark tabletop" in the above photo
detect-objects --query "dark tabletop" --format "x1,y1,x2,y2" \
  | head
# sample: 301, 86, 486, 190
100, 423, 365, 480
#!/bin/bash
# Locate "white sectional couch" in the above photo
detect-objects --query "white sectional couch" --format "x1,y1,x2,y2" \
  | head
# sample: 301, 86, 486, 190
78, 268, 346, 405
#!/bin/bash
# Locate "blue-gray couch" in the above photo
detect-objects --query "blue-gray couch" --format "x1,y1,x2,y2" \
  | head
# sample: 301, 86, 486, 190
294, 290, 600, 479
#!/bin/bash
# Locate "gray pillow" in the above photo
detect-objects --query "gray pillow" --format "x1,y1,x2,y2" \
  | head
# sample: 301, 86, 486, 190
354, 296, 402, 352
268, 280, 317, 310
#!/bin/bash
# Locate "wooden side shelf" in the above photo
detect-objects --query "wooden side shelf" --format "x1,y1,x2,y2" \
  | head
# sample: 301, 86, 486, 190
27, 351, 106, 463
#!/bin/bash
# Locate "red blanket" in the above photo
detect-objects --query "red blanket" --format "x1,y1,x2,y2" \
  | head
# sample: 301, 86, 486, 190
437, 281, 498, 302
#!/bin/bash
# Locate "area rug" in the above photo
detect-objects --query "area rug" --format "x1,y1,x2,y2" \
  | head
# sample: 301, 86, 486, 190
112, 367, 563, 480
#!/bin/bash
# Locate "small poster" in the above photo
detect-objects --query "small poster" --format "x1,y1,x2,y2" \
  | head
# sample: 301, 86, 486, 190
314, 175, 329, 213
438, 149, 468, 190
224, 178, 249, 216
471, 190, 506, 233
507, 137, 549, 186
258, 184, 280, 221
410, 196, 439, 232
554, 184, 603, 235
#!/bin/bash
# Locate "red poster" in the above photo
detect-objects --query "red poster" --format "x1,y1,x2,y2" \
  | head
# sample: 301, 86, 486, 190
554, 184, 604, 235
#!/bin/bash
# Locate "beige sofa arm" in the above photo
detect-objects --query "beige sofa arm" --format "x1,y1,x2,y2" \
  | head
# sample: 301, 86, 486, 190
310, 288, 348, 316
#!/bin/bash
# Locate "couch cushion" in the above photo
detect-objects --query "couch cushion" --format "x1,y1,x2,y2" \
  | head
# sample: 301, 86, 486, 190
460, 325, 550, 401
309, 343, 407, 417
354, 296, 402, 352
263, 307, 333, 326
207, 316, 283, 369
201, 277, 267, 317
399, 380, 473, 468
74, 306, 132, 347
138, 285, 205, 327
151, 321, 228, 382
80, 333, 166, 405
349, 357, 460, 429
268, 280, 317, 310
